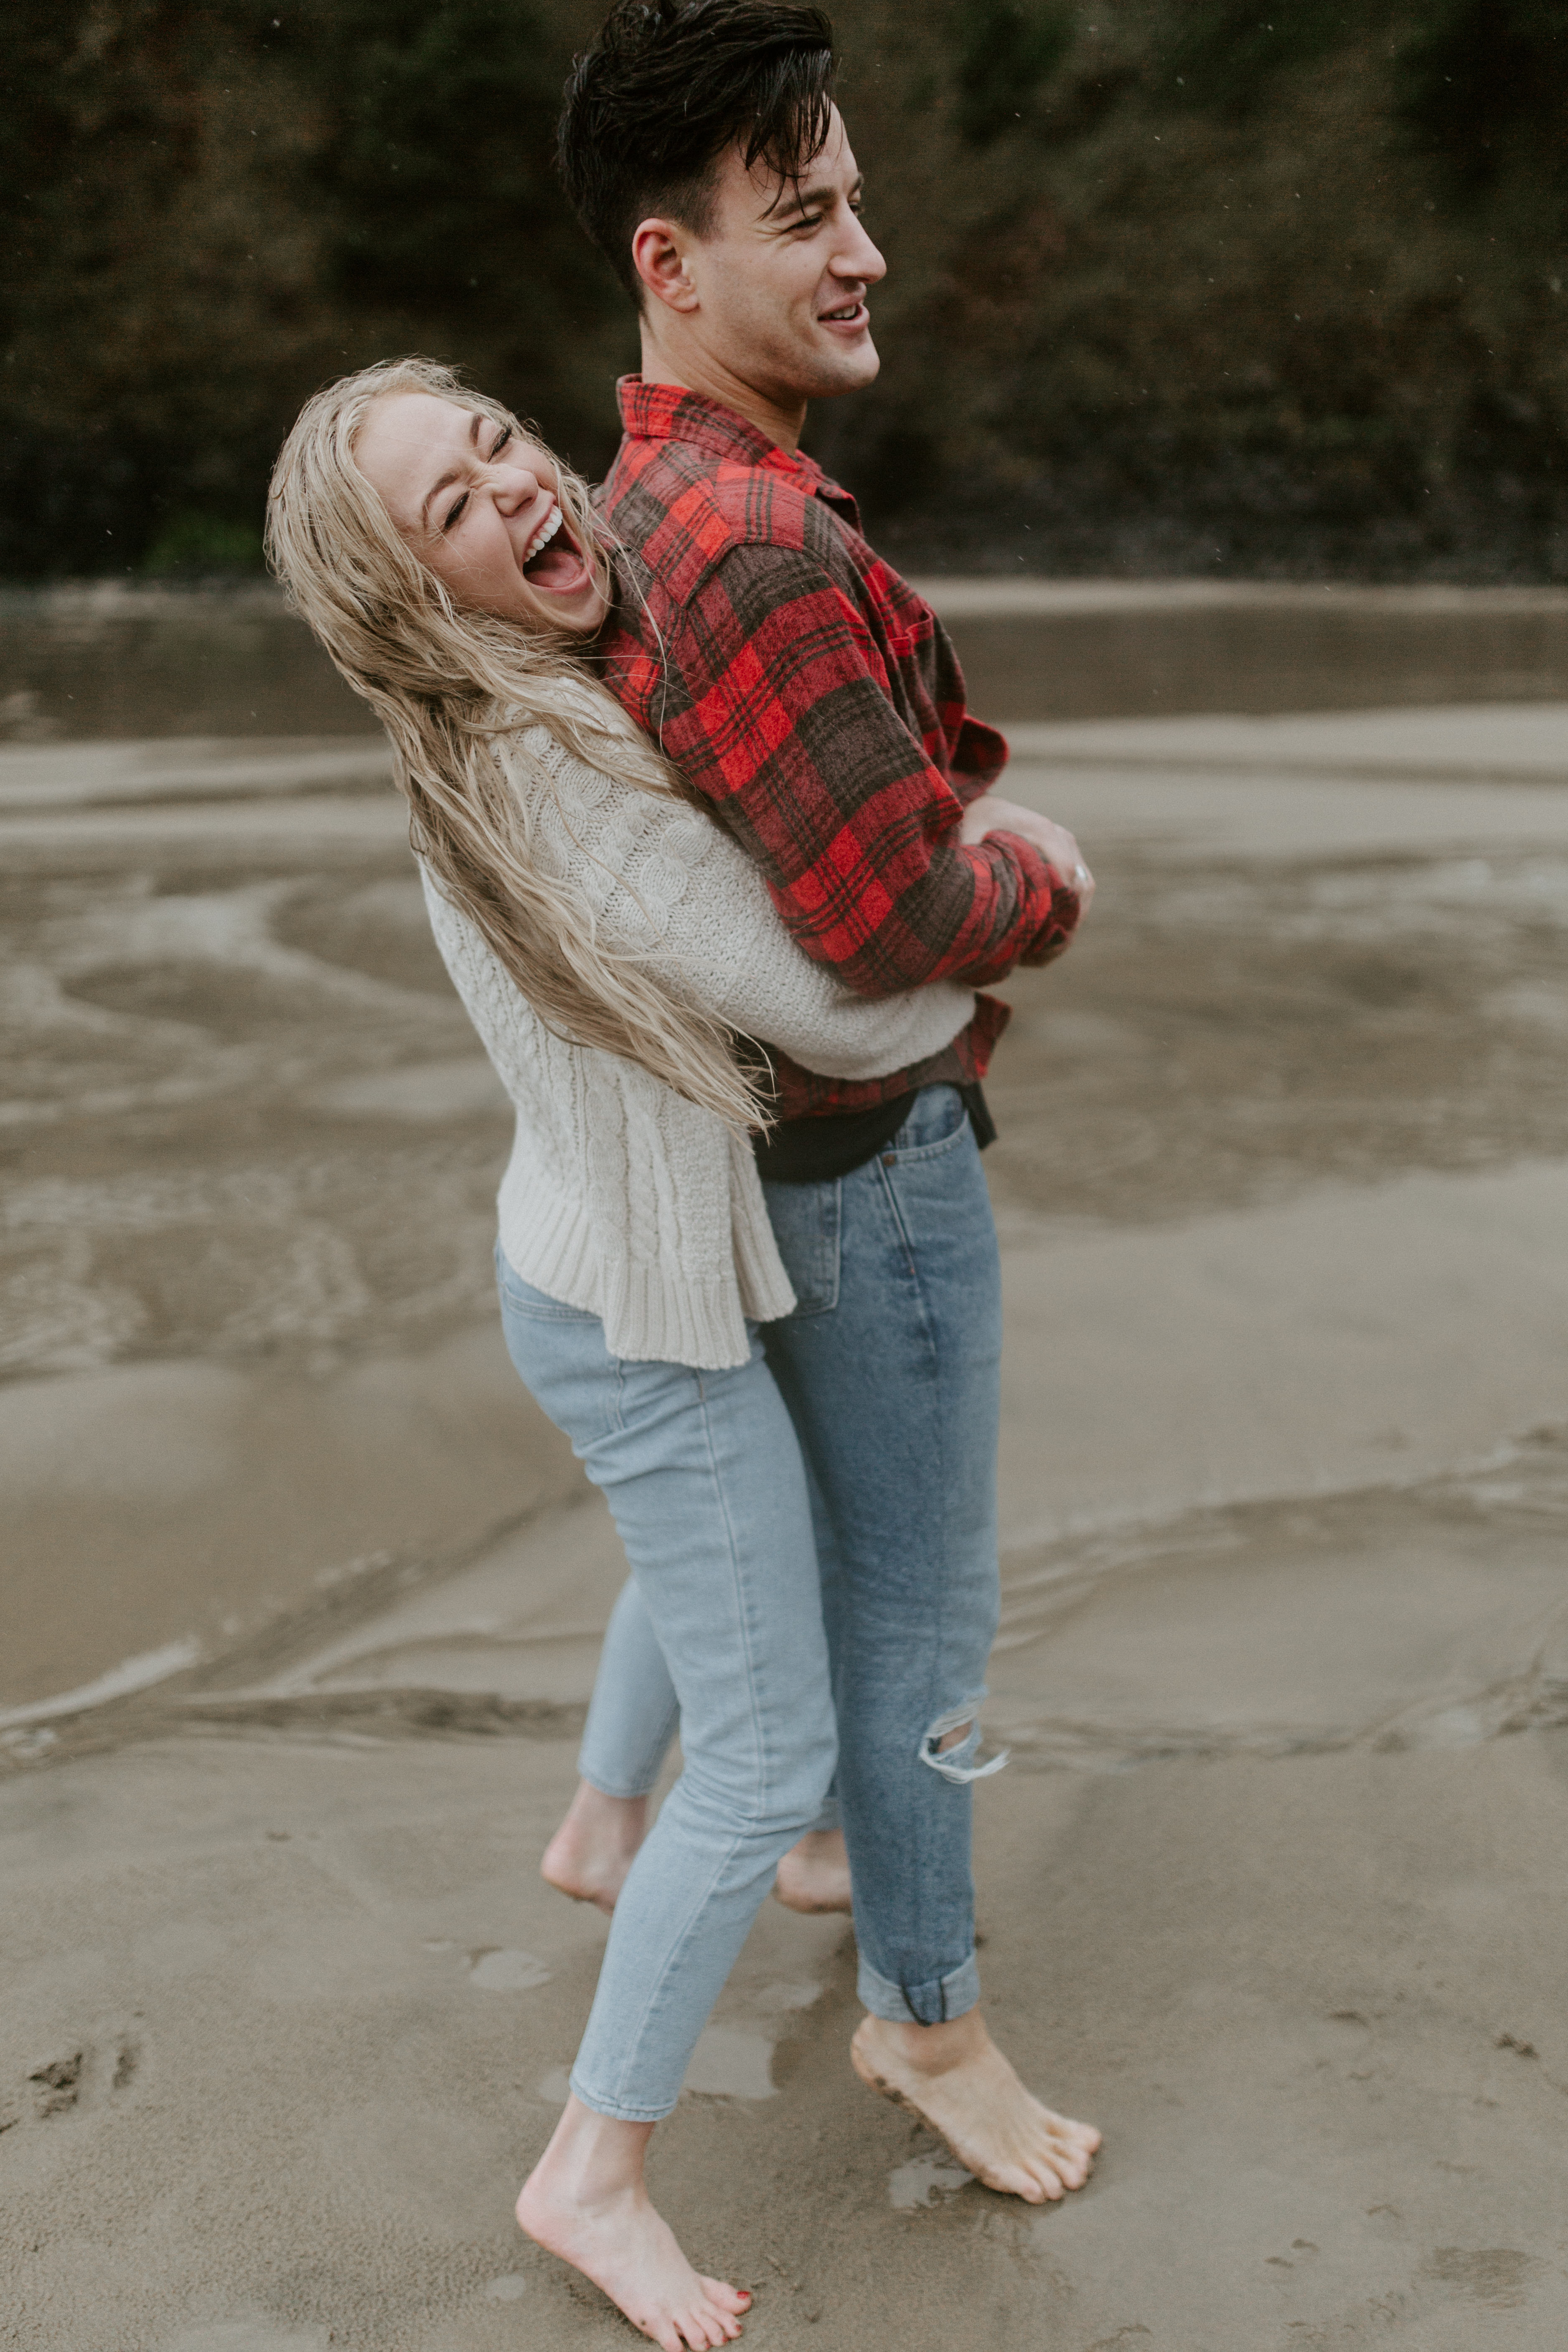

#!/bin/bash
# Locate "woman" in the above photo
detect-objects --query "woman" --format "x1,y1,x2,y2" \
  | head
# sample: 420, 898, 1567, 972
267, 358, 989, 2352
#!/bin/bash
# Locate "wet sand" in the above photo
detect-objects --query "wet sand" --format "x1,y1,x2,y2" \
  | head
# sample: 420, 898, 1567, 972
3, 595, 1568, 2347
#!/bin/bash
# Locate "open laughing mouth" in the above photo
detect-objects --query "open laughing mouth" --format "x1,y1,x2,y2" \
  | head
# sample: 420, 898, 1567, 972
518, 500, 593, 596
818, 298, 869, 330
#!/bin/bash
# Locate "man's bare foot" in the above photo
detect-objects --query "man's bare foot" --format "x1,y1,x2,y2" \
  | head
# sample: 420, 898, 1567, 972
851, 2009, 1100, 2204
773, 1828, 853, 1915
541, 1781, 648, 1915
518, 2096, 751, 2351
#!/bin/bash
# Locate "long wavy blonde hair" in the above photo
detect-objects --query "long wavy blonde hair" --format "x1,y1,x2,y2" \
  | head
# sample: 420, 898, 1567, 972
265, 356, 763, 1133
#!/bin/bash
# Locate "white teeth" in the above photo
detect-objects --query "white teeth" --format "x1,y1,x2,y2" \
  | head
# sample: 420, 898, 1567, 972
522, 505, 562, 563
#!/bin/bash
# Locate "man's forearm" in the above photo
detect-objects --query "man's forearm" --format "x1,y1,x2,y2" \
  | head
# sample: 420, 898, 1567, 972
653, 574, 1076, 997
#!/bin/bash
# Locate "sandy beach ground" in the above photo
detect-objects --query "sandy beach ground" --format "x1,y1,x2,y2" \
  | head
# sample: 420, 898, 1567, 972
3, 589, 1567, 2349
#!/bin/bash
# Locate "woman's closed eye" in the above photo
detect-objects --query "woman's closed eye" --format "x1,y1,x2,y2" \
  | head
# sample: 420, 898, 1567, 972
442, 425, 516, 532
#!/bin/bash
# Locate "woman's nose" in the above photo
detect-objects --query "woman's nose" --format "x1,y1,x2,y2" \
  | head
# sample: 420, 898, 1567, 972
489, 466, 542, 514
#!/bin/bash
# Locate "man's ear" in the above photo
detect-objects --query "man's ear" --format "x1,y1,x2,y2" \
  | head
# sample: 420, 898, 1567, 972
632, 216, 701, 314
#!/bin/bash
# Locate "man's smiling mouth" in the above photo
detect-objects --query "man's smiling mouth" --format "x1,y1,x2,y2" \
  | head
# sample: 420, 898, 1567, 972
819, 299, 869, 329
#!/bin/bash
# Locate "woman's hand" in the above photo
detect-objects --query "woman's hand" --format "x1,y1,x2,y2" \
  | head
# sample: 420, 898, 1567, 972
958, 794, 1095, 913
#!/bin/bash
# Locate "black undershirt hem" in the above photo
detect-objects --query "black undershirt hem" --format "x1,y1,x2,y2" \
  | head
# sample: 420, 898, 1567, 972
752, 1081, 996, 1185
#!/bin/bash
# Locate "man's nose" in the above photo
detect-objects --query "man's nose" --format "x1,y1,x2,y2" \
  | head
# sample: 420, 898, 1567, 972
834, 213, 886, 287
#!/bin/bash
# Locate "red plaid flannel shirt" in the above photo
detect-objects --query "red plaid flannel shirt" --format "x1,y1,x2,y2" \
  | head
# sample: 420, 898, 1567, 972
594, 377, 1081, 1118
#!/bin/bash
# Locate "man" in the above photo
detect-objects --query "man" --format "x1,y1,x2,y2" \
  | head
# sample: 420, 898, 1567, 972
534, 0, 1100, 2313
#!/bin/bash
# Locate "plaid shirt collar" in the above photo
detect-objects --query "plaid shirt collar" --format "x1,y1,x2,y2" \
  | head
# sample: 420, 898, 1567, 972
615, 375, 859, 524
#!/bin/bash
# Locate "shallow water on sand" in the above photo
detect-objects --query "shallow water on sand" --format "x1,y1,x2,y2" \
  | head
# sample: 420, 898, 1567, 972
8, 579, 1568, 739
10, 774, 1568, 1394
3, 592, 1568, 1750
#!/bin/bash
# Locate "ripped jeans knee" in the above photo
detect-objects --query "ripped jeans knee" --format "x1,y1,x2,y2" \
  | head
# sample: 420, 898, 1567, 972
917, 1699, 1009, 1786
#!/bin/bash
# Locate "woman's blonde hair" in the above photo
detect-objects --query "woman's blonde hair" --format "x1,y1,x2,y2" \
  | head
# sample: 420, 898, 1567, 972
265, 355, 762, 1132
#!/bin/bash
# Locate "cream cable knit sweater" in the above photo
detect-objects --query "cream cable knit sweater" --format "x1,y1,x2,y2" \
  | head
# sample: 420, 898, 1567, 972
422, 725, 977, 1368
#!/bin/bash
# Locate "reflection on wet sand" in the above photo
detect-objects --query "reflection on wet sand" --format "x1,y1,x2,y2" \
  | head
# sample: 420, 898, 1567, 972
5, 592, 1568, 2350
991, 1433, 1568, 1766
7, 686, 1568, 1727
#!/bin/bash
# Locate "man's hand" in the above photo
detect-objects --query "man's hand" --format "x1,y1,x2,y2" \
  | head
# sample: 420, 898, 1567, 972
958, 795, 1095, 914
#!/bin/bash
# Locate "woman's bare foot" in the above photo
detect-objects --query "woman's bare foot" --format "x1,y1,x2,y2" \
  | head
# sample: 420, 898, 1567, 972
773, 1828, 854, 1914
851, 2009, 1100, 2204
517, 2096, 751, 2351
541, 1780, 648, 1914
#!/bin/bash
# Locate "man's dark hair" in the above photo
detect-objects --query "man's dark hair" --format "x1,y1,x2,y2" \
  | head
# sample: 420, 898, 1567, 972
558, 0, 837, 301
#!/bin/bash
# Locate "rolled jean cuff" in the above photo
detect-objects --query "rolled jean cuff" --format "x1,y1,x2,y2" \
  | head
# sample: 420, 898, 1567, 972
567, 2065, 676, 2125
857, 1948, 981, 2027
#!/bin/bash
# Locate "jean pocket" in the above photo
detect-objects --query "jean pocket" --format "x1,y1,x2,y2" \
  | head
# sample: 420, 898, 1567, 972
760, 1178, 841, 1317
495, 1251, 599, 1322
882, 1083, 971, 1165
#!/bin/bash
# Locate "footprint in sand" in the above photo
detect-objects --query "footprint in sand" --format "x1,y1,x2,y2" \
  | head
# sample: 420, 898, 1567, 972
28, 2052, 84, 2117
888, 2155, 975, 2210
25, 2033, 139, 2121
468, 1947, 551, 1991
682, 2024, 777, 2100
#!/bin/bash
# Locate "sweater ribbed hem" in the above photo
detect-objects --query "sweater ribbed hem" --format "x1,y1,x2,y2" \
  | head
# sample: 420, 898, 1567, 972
498, 1161, 789, 1371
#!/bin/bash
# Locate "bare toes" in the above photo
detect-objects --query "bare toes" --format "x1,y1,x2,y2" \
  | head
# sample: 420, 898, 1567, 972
676, 2306, 735, 2349
1048, 2126, 1098, 2171
977, 2158, 1052, 2203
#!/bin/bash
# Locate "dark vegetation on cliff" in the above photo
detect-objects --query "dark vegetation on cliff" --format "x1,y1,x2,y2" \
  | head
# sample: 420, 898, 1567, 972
5, 0, 1566, 577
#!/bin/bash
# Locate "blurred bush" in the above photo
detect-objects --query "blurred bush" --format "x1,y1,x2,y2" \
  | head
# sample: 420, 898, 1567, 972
1, 0, 630, 576
5, 0, 1568, 577
142, 514, 267, 576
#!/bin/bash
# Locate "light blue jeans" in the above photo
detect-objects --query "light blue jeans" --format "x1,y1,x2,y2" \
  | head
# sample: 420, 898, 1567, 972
497, 1258, 837, 2121
575, 1084, 1005, 2027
